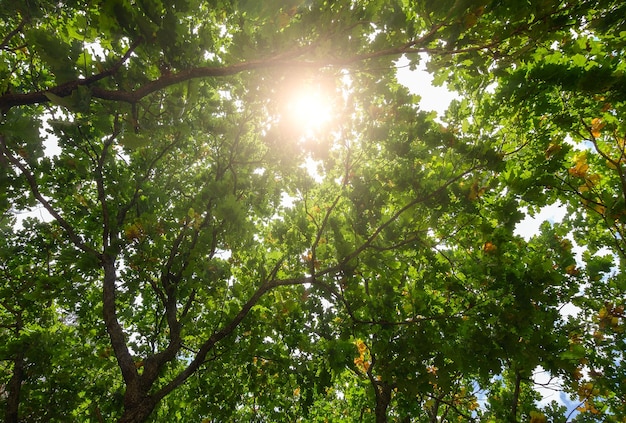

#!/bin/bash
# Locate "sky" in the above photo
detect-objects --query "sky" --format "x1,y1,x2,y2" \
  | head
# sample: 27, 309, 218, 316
395, 54, 457, 118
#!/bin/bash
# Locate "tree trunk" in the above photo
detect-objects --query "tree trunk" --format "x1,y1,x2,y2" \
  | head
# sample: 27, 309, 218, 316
374, 382, 392, 423
510, 371, 522, 423
117, 397, 159, 423
5, 351, 25, 423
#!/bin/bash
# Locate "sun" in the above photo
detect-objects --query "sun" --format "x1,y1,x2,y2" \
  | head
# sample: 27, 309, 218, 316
286, 87, 333, 135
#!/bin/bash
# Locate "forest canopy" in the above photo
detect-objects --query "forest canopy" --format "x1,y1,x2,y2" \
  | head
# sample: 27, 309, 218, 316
1, 1, 625, 422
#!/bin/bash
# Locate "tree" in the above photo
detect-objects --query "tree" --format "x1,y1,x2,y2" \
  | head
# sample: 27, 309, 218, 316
1, 0, 624, 422
450, 2, 626, 420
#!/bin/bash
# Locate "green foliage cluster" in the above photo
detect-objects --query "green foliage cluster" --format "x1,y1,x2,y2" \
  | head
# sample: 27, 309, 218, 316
0, 1, 625, 422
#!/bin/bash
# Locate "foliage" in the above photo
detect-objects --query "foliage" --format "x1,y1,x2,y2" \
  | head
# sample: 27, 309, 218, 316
1, 1, 625, 422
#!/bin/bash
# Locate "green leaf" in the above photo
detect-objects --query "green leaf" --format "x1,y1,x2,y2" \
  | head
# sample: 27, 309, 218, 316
44, 92, 77, 110
119, 132, 149, 149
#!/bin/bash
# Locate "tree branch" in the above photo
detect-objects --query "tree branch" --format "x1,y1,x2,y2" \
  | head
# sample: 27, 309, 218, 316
0, 32, 528, 111
102, 255, 139, 390
0, 135, 99, 257
153, 274, 313, 401
0, 16, 28, 51
0, 38, 141, 110
327, 166, 480, 275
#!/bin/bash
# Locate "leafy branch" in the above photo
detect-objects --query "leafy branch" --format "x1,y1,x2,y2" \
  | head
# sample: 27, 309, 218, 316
0, 134, 99, 257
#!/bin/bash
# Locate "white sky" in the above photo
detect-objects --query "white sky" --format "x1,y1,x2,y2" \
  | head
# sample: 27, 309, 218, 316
395, 54, 458, 118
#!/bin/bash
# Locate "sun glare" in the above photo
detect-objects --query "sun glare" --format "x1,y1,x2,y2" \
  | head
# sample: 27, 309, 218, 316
286, 88, 333, 135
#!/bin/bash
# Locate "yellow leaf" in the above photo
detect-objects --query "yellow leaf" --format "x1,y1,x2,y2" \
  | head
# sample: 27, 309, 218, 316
572, 367, 583, 379
590, 117, 605, 138
568, 163, 588, 177
545, 143, 562, 158
530, 411, 547, 423
565, 264, 579, 275
593, 204, 606, 215
569, 154, 589, 177
124, 223, 144, 241
468, 181, 479, 201
426, 365, 438, 374
587, 173, 601, 185
483, 242, 497, 253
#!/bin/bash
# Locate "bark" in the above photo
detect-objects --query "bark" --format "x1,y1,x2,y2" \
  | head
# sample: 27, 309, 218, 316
117, 398, 159, 423
374, 382, 392, 423
510, 371, 522, 423
5, 349, 25, 423
101, 256, 139, 389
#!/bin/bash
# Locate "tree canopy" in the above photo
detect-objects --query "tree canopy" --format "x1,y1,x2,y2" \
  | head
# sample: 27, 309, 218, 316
1, 1, 625, 422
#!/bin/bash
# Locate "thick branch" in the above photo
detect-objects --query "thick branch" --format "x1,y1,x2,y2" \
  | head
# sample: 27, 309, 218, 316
93, 130, 117, 249
0, 4, 575, 113
102, 256, 139, 391
0, 38, 141, 110
510, 371, 522, 422
0, 36, 496, 111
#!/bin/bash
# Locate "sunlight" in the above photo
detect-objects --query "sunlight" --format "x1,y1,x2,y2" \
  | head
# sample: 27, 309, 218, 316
285, 87, 333, 136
